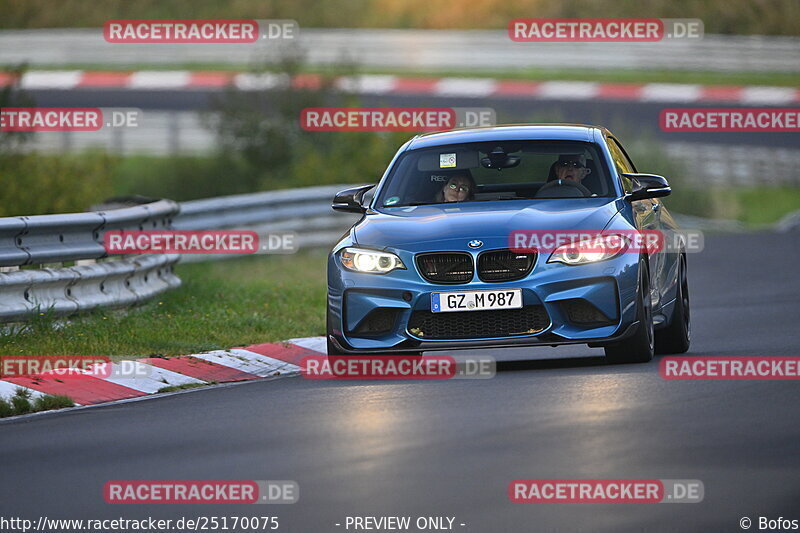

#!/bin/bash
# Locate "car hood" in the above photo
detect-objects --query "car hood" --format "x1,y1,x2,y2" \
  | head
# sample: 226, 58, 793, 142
354, 198, 623, 251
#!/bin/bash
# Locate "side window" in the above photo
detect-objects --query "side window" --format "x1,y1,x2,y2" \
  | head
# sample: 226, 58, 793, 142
606, 137, 635, 193
615, 139, 638, 173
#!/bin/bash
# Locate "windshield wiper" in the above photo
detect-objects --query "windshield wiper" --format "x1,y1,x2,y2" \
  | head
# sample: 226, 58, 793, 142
387, 198, 539, 207
386, 201, 447, 207
495, 196, 535, 200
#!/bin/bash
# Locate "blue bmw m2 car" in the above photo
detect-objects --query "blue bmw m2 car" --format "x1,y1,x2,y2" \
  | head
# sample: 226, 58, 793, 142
327, 124, 690, 363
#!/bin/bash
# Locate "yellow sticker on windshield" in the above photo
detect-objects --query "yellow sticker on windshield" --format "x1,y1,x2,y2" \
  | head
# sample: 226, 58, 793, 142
440, 153, 456, 168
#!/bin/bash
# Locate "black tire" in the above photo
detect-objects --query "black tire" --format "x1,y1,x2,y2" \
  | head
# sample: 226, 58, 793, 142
655, 254, 691, 354
604, 258, 655, 364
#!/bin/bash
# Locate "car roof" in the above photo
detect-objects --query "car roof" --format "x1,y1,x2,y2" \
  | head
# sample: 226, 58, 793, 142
406, 123, 609, 151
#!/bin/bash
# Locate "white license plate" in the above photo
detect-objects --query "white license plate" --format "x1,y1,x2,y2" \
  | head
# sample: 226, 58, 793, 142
431, 289, 522, 313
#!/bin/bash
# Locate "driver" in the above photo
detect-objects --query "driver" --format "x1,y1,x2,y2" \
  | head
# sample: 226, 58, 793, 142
552, 154, 592, 185
535, 154, 593, 197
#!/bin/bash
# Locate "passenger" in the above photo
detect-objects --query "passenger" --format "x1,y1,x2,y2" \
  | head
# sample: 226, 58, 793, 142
435, 172, 477, 203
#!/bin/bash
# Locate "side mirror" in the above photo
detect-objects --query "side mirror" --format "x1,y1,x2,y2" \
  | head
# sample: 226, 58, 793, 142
623, 173, 671, 202
332, 184, 375, 213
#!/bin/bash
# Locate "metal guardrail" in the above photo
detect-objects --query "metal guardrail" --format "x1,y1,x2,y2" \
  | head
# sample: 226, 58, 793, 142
175, 185, 350, 230
0, 199, 181, 323
174, 185, 359, 262
0, 186, 358, 322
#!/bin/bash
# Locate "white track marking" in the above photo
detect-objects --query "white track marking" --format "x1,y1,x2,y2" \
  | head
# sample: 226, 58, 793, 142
536, 81, 599, 99
287, 336, 328, 354
434, 77, 496, 97
641, 83, 702, 102
336, 75, 398, 94
191, 349, 300, 377
20, 70, 82, 89
128, 71, 191, 89
0, 380, 52, 402
81, 361, 204, 393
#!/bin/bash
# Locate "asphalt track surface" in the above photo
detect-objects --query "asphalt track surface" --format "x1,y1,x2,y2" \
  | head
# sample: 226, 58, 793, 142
25, 88, 798, 149
2, 232, 799, 532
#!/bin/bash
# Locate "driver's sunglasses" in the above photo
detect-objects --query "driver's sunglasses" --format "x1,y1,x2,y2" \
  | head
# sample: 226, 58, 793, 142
557, 160, 585, 169
448, 183, 470, 192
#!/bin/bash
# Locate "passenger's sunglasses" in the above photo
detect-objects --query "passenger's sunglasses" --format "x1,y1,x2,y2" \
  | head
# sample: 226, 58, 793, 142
448, 183, 470, 192
556, 160, 585, 169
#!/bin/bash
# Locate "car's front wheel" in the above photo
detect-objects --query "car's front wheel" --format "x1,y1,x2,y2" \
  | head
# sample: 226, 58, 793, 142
655, 254, 691, 354
604, 258, 655, 364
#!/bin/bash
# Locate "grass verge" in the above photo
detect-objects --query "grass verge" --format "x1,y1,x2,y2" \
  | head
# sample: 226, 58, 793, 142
157, 382, 217, 394
0, 388, 75, 418
0, 249, 329, 357
714, 187, 800, 225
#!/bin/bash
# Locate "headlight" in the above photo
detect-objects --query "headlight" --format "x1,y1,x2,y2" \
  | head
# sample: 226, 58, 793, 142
339, 247, 406, 274
547, 234, 629, 265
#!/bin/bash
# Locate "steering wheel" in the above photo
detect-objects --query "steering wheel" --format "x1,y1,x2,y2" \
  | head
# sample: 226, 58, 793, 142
535, 179, 591, 198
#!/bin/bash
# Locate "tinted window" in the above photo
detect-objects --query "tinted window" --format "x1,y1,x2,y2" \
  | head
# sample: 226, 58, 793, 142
376, 141, 613, 207
607, 137, 635, 174
606, 137, 637, 194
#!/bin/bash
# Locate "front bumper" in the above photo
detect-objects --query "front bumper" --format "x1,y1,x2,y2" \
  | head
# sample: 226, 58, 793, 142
327, 247, 641, 353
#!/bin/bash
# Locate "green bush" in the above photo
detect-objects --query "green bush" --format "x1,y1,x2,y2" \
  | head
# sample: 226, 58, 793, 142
0, 64, 35, 154
33, 394, 75, 412
0, 397, 12, 417
110, 154, 256, 201
0, 389, 75, 418
0, 153, 114, 216
206, 52, 410, 192
10, 390, 32, 414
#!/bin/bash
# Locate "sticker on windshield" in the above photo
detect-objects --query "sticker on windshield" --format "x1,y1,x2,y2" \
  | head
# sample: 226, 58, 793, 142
385, 196, 400, 206
440, 153, 456, 168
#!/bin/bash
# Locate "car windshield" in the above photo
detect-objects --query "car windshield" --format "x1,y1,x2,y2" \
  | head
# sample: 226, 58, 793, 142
376, 140, 614, 208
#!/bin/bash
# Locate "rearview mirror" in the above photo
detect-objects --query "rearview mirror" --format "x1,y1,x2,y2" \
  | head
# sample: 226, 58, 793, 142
480, 146, 521, 170
623, 173, 671, 201
332, 184, 375, 213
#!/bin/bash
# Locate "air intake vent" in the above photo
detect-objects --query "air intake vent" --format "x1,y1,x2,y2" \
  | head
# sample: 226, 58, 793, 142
408, 306, 549, 339
349, 308, 400, 337
478, 250, 536, 282
416, 252, 474, 284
